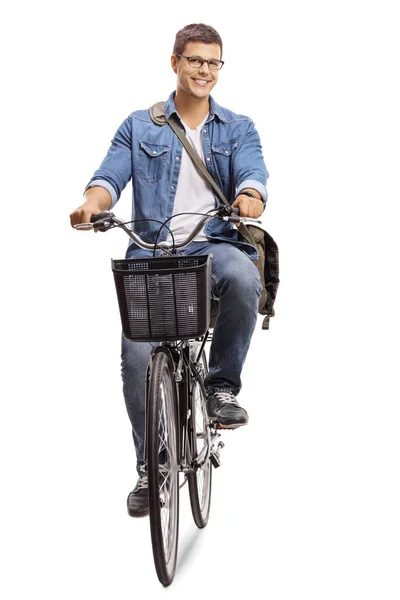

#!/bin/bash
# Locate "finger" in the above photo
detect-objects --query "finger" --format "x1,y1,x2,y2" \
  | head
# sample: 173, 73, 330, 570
249, 199, 262, 218
232, 198, 242, 216
247, 199, 255, 218
242, 198, 251, 217
252, 203, 260, 218
70, 213, 82, 227
70, 208, 93, 230
70, 207, 85, 226
70, 211, 78, 227
235, 197, 250, 216
232, 198, 240, 213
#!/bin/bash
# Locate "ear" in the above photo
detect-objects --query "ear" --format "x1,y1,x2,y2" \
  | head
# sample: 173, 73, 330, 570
171, 54, 178, 74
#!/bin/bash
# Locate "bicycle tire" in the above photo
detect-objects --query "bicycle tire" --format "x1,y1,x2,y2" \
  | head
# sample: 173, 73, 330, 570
147, 348, 179, 586
188, 349, 212, 528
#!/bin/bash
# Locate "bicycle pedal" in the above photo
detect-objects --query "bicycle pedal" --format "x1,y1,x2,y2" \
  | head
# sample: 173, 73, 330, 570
210, 453, 222, 469
216, 422, 247, 430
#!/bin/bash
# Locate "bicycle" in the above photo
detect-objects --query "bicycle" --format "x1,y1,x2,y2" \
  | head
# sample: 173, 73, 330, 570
74, 204, 261, 586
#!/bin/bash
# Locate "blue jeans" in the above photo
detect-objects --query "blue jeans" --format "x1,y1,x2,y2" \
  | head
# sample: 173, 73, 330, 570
121, 241, 262, 473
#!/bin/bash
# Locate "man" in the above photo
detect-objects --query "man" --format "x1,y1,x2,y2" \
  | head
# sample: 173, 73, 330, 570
70, 23, 268, 518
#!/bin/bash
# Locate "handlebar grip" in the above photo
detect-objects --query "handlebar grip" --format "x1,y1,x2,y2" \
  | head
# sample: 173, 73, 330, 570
227, 206, 240, 222
90, 211, 111, 223
228, 214, 241, 223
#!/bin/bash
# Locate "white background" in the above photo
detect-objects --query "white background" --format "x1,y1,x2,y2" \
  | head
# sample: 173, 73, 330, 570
1, 0, 399, 597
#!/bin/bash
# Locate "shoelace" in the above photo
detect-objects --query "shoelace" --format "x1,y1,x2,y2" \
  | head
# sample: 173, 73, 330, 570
214, 391, 237, 405
135, 475, 148, 491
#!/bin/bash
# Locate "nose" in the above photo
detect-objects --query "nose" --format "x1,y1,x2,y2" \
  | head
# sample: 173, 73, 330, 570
198, 61, 211, 75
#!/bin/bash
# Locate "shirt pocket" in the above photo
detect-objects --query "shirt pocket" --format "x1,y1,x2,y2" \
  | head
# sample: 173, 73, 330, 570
211, 142, 238, 182
137, 141, 170, 183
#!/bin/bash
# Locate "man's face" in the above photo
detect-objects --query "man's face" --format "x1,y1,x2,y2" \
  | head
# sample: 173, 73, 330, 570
171, 41, 221, 100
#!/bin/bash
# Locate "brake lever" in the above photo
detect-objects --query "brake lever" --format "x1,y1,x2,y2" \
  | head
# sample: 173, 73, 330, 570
73, 223, 94, 230
240, 217, 263, 224
73, 218, 112, 232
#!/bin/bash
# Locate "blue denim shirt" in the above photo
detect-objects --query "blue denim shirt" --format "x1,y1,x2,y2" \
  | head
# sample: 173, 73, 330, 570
85, 92, 269, 259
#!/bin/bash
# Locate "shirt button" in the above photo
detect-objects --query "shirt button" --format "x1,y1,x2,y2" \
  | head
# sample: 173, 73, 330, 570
153, 151, 157, 155
225, 151, 229, 155
203, 129, 207, 133
170, 186, 175, 190
207, 157, 211, 161
176, 156, 180, 160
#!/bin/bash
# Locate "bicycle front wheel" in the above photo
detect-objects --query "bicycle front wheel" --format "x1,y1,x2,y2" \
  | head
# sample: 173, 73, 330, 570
188, 349, 212, 528
147, 348, 179, 587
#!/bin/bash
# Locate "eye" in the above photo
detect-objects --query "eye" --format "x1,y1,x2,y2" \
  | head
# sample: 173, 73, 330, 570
189, 57, 203, 67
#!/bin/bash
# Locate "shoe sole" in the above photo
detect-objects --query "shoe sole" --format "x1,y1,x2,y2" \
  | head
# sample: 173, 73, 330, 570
213, 420, 248, 430
127, 507, 149, 518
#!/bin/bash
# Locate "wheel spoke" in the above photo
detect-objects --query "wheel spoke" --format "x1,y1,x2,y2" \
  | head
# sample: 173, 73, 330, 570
188, 349, 212, 528
157, 378, 176, 561
148, 350, 179, 585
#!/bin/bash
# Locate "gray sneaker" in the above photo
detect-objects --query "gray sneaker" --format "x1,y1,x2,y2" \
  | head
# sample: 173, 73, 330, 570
206, 390, 249, 429
127, 470, 149, 518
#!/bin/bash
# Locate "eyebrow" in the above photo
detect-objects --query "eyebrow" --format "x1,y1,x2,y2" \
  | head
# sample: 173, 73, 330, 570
190, 55, 221, 61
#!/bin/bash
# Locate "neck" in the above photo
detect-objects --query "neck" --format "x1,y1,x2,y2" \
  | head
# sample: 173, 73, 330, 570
174, 90, 210, 129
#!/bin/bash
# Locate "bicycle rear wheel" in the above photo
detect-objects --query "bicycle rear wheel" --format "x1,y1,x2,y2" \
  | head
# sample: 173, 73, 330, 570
188, 349, 212, 528
147, 348, 179, 587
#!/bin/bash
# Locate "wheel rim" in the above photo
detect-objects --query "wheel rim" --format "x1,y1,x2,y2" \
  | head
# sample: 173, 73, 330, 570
157, 374, 178, 571
192, 357, 211, 512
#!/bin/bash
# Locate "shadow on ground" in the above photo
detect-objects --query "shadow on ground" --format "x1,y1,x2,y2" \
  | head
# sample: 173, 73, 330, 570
175, 527, 208, 575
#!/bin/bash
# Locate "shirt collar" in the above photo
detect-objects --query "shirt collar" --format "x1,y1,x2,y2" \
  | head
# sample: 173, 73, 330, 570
182, 113, 209, 133
164, 91, 228, 124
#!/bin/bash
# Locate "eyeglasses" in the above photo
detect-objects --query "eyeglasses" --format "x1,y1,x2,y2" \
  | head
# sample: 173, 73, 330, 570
175, 54, 224, 71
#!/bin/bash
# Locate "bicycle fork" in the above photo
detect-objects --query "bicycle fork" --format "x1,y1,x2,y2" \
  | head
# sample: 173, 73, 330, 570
174, 343, 225, 472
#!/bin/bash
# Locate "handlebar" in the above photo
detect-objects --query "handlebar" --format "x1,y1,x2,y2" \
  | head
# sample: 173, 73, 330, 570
74, 205, 261, 252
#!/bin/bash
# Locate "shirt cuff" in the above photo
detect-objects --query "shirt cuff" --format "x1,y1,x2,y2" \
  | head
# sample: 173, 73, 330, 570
236, 179, 268, 207
84, 179, 118, 209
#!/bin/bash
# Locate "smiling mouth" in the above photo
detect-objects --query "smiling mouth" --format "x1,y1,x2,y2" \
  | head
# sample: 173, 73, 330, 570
192, 78, 211, 86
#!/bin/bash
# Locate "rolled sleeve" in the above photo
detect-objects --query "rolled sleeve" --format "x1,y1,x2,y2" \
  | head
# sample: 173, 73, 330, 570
233, 120, 269, 208
236, 179, 268, 206
84, 179, 119, 208
84, 115, 133, 207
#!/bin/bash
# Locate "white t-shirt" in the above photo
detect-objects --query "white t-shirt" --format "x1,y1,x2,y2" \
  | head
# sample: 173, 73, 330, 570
167, 115, 216, 243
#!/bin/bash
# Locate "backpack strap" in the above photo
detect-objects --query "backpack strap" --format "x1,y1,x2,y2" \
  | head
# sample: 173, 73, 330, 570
149, 101, 167, 126
149, 102, 255, 246
167, 114, 256, 248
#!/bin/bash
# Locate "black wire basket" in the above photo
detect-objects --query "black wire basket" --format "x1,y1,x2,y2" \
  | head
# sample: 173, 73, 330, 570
111, 255, 212, 342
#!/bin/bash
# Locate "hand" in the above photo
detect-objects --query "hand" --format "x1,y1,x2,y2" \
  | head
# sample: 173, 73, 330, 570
70, 202, 101, 230
232, 194, 263, 218
70, 187, 112, 230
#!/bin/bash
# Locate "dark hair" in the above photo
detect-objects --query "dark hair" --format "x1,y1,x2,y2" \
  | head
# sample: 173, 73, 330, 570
173, 23, 223, 58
